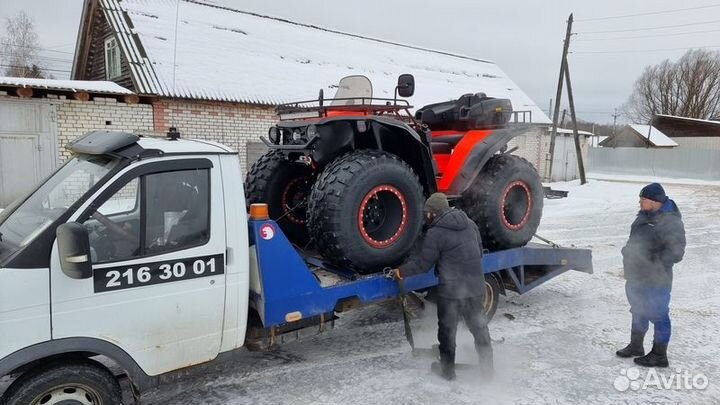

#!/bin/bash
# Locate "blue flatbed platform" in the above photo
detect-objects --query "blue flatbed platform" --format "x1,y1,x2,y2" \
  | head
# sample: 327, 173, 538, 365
246, 219, 592, 348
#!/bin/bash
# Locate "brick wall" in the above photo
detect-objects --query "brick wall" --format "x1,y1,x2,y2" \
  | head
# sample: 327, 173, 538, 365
56, 97, 154, 162
152, 99, 277, 171
506, 126, 546, 176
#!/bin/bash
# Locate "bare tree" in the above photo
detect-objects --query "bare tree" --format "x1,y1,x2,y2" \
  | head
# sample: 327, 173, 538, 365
623, 49, 720, 122
1, 11, 46, 78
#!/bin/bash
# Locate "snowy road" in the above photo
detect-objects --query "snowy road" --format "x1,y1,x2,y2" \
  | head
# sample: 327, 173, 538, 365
143, 180, 720, 405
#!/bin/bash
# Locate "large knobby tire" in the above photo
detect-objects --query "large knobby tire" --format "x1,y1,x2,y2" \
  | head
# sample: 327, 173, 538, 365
245, 150, 313, 246
308, 150, 424, 272
1, 358, 122, 405
460, 154, 543, 251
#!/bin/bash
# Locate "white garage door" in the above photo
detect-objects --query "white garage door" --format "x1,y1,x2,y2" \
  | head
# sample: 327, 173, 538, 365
0, 100, 57, 207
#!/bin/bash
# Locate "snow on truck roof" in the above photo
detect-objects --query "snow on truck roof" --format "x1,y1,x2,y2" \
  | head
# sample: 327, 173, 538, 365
95, 0, 550, 123
67, 130, 235, 156
137, 136, 236, 154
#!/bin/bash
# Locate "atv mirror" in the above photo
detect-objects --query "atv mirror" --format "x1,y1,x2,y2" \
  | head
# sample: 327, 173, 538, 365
319, 88, 324, 107
397, 74, 415, 98
57, 222, 93, 279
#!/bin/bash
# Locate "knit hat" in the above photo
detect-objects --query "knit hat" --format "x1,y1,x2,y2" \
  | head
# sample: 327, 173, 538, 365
639, 183, 667, 203
424, 192, 450, 213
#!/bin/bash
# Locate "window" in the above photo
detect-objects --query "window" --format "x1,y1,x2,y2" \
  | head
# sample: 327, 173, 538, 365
104, 37, 121, 79
83, 169, 210, 263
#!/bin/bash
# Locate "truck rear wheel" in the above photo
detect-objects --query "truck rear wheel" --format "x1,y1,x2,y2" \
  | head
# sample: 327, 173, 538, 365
483, 274, 501, 321
308, 150, 424, 272
1, 358, 121, 405
460, 154, 543, 251
245, 151, 313, 246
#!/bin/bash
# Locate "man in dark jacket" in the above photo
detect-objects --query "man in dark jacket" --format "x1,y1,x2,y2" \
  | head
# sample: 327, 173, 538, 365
394, 193, 492, 380
617, 183, 686, 368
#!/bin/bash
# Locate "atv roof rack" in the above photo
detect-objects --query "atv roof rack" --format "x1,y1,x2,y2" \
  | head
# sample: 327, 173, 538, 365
276, 97, 415, 121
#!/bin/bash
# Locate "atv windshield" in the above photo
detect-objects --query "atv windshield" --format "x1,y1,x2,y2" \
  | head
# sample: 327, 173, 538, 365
330, 75, 373, 106
0, 155, 118, 264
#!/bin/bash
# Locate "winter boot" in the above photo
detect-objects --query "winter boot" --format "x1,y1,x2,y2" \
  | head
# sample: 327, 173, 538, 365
634, 343, 668, 368
616, 332, 645, 358
431, 361, 456, 381
477, 346, 494, 379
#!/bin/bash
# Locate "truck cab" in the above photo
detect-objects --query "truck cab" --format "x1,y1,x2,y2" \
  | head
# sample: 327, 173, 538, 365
0, 131, 250, 402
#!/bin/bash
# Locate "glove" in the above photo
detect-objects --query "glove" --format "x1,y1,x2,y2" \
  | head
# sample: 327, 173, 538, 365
383, 267, 402, 280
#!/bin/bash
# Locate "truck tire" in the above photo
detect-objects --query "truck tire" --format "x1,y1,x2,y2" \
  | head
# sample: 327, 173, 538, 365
420, 274, 500, 320
308, 150, 424, 272
483, 274, 501, 321
460, 154, 543, 251
245, 150, 313, 246
1, 358, 122, 405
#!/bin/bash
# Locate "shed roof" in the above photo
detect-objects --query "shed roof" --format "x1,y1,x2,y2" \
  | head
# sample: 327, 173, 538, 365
628, 124, 678, 147
0, 76, 133, 95
80, 0, 549, 123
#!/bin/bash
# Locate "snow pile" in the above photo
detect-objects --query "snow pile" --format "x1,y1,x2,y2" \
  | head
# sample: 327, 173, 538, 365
114, 0, 549, 122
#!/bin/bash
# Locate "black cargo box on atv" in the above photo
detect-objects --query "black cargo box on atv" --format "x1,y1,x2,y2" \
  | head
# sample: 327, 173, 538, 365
416, 93, 513, 131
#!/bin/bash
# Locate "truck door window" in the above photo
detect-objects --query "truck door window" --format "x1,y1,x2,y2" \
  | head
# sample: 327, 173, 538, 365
82, 168, 210, 263
144, 169, 210, 254
84, 179, 141, 263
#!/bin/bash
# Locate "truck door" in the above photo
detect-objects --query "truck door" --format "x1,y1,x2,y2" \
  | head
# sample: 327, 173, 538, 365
49, 157, 227, 376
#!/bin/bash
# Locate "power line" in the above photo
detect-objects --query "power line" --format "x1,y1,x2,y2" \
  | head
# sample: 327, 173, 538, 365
0, 64, 71, 73
573, 45, 720, 54
575, 4, 720, 22
0, 52, 72, 64
574, 28, 720, 41
0, 42, 74, 55
577, 19, 720, 34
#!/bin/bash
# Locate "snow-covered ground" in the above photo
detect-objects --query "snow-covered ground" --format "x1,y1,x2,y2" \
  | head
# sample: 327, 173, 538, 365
138, 180, 719, 404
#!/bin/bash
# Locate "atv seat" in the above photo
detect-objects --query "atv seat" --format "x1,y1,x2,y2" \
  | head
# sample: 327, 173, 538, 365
430, 134, 464, 154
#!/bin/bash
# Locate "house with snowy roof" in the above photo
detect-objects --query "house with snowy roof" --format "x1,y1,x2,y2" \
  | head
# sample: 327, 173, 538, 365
599, 124, 678, 149
651, 114, 720, 151
70, 0, 550, 171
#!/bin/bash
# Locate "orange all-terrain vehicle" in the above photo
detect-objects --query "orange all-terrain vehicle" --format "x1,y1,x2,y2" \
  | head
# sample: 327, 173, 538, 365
245, 74, 543, 272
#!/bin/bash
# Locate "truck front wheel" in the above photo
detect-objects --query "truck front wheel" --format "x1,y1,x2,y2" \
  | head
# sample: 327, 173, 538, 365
1, 358, 122, 405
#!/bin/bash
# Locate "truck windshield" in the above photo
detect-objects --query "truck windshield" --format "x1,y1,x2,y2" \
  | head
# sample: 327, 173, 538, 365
0, 155, 117, 264
330, 75, 373, 106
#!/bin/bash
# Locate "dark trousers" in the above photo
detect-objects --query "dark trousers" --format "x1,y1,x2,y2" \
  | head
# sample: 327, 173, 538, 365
625, 282, 672, 344
437, 296, 492, 365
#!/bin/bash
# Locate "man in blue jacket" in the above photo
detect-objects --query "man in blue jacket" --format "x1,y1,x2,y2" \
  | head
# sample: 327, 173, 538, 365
617, 183, 686, 367
394, 193, 492, 380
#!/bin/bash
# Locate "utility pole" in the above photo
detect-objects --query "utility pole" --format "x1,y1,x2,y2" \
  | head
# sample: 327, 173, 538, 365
548, 98, 553, 118
560, 109, 567, 128
612, 108, 619, 135
564, 58, 586, 184
546, 13, 573, 182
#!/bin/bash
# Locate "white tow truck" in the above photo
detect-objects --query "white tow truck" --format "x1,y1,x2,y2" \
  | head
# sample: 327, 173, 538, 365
0, 131, 591, 404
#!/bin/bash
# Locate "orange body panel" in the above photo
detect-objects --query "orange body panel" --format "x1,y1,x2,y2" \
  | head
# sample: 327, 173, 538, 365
433, 129, 493, 192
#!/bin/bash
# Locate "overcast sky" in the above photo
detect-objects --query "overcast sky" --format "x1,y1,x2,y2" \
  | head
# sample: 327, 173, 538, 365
1, 0, 720, 124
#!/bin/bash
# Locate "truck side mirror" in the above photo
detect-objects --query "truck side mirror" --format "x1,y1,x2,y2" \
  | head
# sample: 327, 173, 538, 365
397, 74, 415, 98
57, 222, 93, 279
